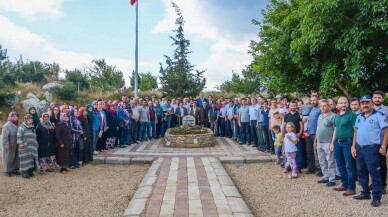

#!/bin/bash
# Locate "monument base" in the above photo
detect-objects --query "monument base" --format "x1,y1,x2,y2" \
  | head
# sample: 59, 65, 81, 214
164, 128, 215, 148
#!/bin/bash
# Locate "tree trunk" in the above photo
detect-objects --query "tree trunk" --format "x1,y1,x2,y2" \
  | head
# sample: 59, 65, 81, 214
336, 81, 351, 99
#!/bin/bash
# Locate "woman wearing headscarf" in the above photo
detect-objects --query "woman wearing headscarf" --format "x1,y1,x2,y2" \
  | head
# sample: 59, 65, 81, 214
79, 107, 92, 164
36, 113, 56, 172
2, 112, 20, 177
117, 102, 131, 148
17, 114, 39, 179
105, 103, 118, 149
29, 107, 40, 127
50, 105, 61, 126
55, 113, 73, 174
70, 108, 83, 169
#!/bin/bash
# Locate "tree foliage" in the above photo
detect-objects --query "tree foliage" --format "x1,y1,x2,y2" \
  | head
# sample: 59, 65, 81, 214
219, 63, 264, 95
88, 59, 125, 92
129, 71, 157, 91
159, 2, 206, 98
249, 0, 388, 98
65, 69, 90, 90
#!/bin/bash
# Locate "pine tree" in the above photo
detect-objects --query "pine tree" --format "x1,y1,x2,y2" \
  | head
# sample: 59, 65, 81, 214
159, 2, 206, 98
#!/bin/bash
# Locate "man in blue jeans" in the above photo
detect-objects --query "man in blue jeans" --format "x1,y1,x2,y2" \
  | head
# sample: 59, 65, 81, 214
351, 95, 388, 207
238, 98, 250, 145
331, 96, 357, 196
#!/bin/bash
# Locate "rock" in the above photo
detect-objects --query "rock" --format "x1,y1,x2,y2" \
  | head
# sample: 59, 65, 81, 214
5, 92, 19, 107
21, 96, 49, 114
26, 92, 38, 100
44, 91, 53, 102
42, 82, 63, 92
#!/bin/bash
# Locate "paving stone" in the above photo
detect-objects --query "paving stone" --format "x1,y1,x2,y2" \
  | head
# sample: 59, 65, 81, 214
131, 157, 154, 164
122, 198, 147, 217
92, 156, 106, 164
105, 157, 131, 165
233, 213, 254, 217
221, 185, 241, 198
133, 186, 153, 199
244, 156, 272, 163
219, 156, 245, 164
226, 197, 251, 214
139, 176, 157, 187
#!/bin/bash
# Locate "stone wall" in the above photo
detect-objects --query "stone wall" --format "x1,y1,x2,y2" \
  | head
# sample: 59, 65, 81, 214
164, 128, 215, 148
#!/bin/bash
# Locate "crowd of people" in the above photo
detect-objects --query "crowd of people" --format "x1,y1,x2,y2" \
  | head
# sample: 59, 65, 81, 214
1, 90, 387, 206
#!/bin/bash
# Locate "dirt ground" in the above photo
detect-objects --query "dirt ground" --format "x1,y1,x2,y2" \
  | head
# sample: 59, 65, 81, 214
225, 163, 388, 217
0, 146, 149, 217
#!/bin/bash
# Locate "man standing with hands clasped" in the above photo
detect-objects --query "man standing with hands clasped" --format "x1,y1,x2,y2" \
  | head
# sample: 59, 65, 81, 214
351, 95, 388, 207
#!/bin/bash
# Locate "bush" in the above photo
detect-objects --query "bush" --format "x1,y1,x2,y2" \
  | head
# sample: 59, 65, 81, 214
53, 82, 77, 100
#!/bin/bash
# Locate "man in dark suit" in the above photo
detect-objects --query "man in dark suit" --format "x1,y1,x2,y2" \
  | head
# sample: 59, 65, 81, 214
175, 102, 188, 126
188, 102, 200, 125
199, 101, 210, 128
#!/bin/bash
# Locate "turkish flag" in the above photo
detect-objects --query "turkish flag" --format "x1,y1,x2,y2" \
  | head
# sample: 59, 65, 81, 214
130, 0, 136, 5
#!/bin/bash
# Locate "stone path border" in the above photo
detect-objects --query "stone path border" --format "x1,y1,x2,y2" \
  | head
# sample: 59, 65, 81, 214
123, 157, 254, 217
95, 137, 277, 165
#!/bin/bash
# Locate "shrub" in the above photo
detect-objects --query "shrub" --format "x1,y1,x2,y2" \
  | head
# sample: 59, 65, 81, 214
53, 82, 77, 100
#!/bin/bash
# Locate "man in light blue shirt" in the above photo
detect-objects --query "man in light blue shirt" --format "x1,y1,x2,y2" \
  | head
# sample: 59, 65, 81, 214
305, 95, 322, 174
238, 98, 250, 145
249, 98, 260, 147
352, 95, 388, 207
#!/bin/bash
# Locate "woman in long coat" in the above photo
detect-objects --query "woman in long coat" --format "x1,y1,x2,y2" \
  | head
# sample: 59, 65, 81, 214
105, 103, 118, 149
70, 108, 83, 169
55, 113, 73, 174
36, 113, 56, 172
17, 114, 39, 179
2, 112, 20, 177
79, 107, 92, 164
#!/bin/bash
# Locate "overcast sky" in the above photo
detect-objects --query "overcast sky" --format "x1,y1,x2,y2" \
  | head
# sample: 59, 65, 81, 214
0, 0, 269, 90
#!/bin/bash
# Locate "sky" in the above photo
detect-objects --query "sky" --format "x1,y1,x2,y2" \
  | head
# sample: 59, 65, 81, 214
0, 0, 269, 90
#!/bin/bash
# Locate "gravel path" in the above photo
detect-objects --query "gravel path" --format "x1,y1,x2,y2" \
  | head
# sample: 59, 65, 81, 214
0, 147, 149, 217
225, 163, 388, 217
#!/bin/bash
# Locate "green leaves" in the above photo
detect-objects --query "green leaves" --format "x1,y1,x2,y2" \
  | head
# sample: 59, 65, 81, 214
248, 0, 388, 98
159, 2, 206, 98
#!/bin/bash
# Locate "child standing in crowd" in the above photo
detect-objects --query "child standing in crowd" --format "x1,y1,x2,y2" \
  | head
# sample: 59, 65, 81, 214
272, 125, 283, 164
284, 122, 298, 179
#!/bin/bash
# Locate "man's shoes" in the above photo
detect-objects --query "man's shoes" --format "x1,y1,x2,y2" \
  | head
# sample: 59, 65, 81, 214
335, 175, 341, 180
333, 186, 347, 191
371, 199, 381, 207
316, 171, 323, 177
343, 190, 356, 196
317, 179, 329, 184
353, 194, 371, 200
305, 170, 315, 174
4, 172, 11, 177
326, 182, 336, 187
12, 170, 21, 175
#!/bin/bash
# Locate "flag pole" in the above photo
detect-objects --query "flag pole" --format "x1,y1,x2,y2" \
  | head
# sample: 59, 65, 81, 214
134, 0, 139, 98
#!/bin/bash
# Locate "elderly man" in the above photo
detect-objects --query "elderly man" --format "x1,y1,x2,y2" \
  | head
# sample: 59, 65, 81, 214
331, 96, 357, 196
351, 95, 388, 207
314, 100, 336, 187
196, 92, 209, 108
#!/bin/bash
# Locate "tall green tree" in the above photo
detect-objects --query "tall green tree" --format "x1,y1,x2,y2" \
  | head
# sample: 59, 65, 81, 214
65, 69, 90, 90
159, 2, 206, 98
130, 71, 158, 90
220, 63, 264, 95
88, 59, 125, 92
250, 0, 388, 98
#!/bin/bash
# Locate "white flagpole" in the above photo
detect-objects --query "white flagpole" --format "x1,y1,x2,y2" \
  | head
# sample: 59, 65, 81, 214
134, 0, 139, 98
